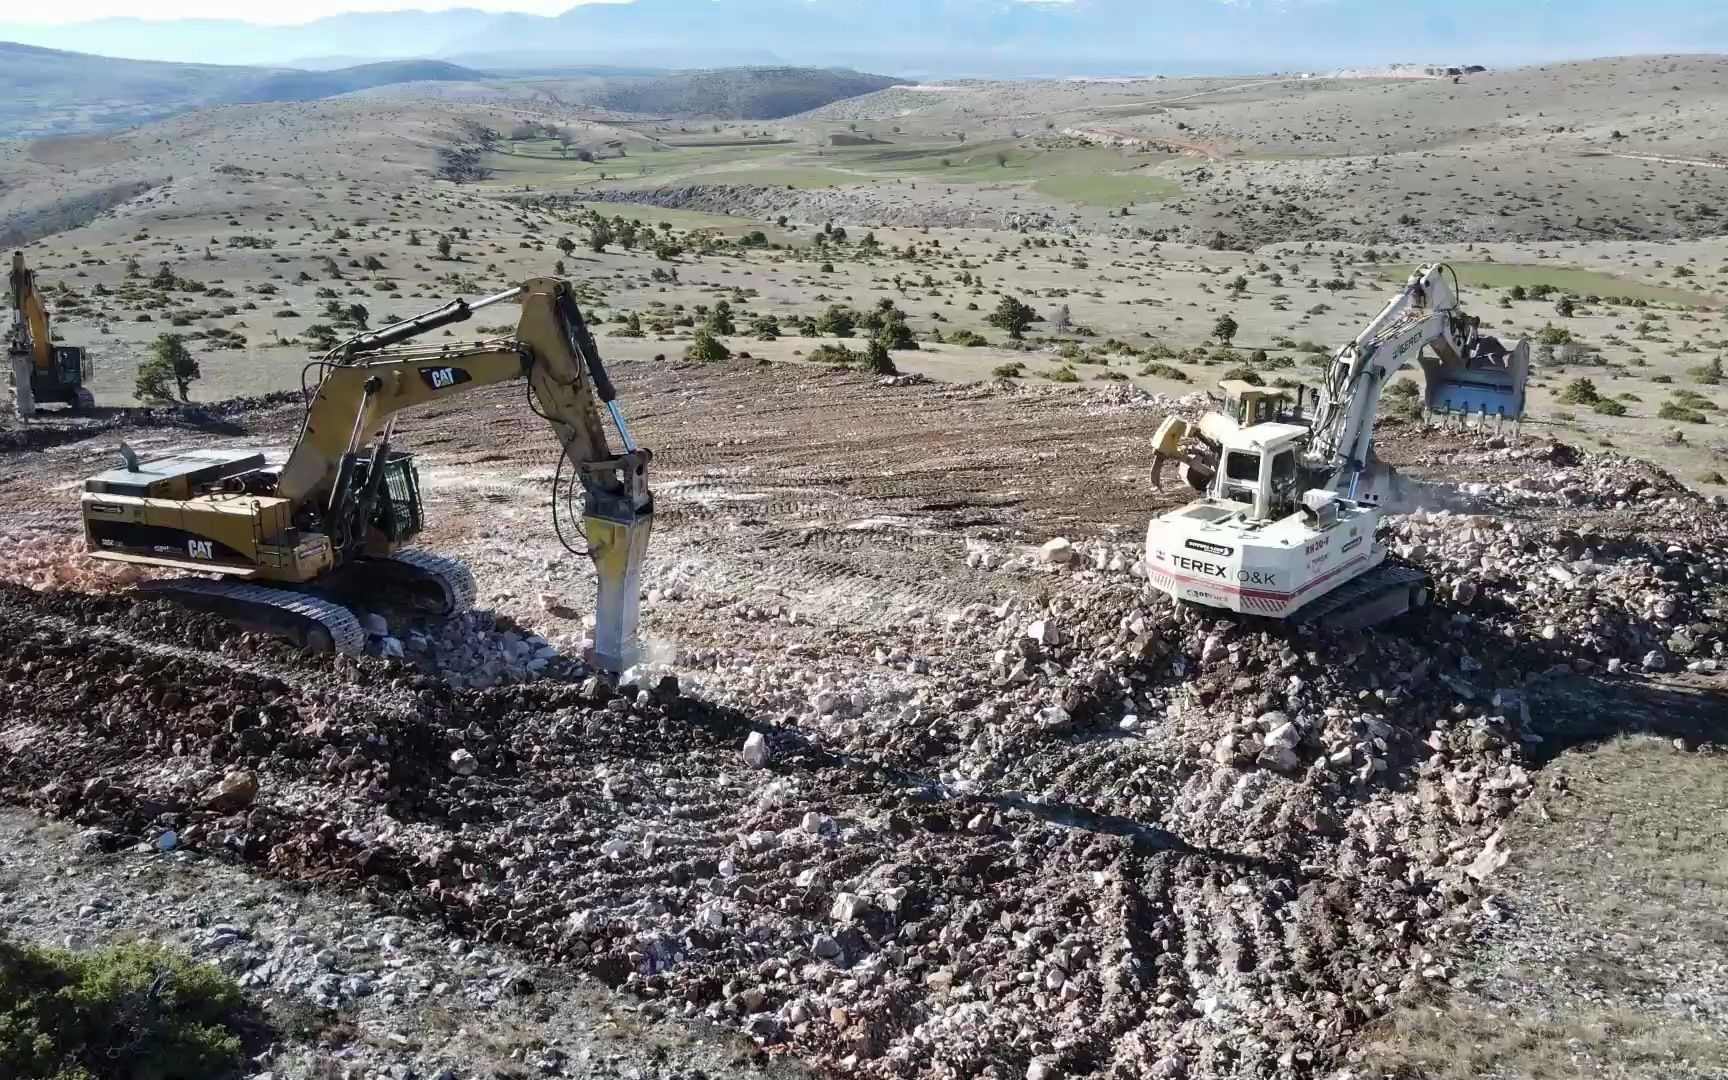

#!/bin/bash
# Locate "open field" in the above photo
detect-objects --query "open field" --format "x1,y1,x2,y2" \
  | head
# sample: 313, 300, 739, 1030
1370, 261, 1722, 308
1, 46, 1727, 1080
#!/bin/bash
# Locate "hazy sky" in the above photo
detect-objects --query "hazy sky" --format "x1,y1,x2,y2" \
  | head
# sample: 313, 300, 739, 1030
7, 0, 615, 24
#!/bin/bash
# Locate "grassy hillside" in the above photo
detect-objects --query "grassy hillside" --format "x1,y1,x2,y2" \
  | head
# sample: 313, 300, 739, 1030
0, 41, 264, 137
588, 67, 907, 120
238, 59, 485, 103
0, 42, 483, 137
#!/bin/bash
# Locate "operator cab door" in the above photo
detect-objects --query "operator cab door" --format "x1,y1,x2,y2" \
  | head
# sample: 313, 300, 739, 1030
53, 346, 87, 386
1222, 447, 1297, 520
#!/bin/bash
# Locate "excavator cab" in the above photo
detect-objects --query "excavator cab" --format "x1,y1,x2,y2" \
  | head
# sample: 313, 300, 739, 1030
41, 345, 90, 392
1219, 380, 1309, 428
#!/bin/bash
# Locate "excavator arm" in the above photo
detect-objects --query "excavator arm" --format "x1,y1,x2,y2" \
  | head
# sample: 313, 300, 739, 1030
279, 277, 652, 671
8, 251, 52, 373
1304, 263, 1527, 497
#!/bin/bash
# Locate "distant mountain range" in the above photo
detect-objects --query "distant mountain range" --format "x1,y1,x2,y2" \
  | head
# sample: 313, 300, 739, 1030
6, 0, 1726, 75
0, 39, 901, 138
0, 43, 485, 138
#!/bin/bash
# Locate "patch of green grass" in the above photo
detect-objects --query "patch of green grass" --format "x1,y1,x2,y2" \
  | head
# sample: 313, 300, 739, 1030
1033, 173, 1181, 206
1370, 262, 1718, 307
836, 141, 1141, 184
482, 140, 785, 184
0, 938, 257, 1080
1372, 732, 1728, 1079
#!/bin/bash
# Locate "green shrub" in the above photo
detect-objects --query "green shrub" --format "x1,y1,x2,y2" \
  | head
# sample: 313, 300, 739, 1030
1591, 397, 1628, 416
0, 938, 253, 1080
807, 343, 862, 366
1659, 400, 1708, 423
992, 362, 1024, 378
1386, 379, 1420, 399
1220, 366, 1265, 386
1556, 377, 1600, 405
1138, 362, 1188, 382
1046, 366, 1080, 383
685, 328, 730, 362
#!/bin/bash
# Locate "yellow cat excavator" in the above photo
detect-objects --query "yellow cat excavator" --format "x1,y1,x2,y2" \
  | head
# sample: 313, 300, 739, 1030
77, 277, 654, 673
9, 251, 94, 416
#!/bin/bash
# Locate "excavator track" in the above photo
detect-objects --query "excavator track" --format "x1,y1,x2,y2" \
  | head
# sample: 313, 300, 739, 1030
140, 578, 367, 655
1293, 563, 1431, 632
386, 548, 479, 614
316, 548, 479, 620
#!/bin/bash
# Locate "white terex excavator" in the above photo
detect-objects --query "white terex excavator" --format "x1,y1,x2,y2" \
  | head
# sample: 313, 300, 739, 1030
1145, 263, 1528, 629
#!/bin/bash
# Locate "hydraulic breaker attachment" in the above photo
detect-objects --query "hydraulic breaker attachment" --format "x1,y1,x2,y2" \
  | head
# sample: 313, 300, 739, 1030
586, 504, 653, 674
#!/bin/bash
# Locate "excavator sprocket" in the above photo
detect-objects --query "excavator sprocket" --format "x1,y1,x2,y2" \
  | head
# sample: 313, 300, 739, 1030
379, 548, 478, 615
141, 578, 367, 655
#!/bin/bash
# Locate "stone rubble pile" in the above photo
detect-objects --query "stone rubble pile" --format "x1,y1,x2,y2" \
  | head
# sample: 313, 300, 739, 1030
1, 437, 1724, 1080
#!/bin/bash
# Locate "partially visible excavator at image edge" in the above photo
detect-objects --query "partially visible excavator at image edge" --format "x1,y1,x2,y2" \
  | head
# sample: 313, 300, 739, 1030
75, 276, 654, 674
8, 250, 95, 416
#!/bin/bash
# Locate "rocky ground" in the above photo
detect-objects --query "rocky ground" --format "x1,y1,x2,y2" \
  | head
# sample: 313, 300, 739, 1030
1, 367, 1725, 1078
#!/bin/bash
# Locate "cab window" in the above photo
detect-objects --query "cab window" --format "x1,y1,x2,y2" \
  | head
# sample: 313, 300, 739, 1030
1225, 451, 1260, 481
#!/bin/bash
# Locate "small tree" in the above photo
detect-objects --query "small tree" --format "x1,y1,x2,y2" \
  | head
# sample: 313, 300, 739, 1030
363, 255, 385, 274
436, 234, 453, 259
557, 235, 576, 256
1212, 313, 1239, 346
867, 340, 899, 375
817, 304, 857, 338
986, 295, 1036, 340
346, 303, 369, 329
304, 323, 339, 352
1557, 377, 1600, 405
588, 220, 614, 253
1050, 304, 1071, 333
704, 300, 736, 335
135, 333, 200, 402
686, 328, 731, 362
151, 262, 177, 290
1555, 294, 1577, 317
